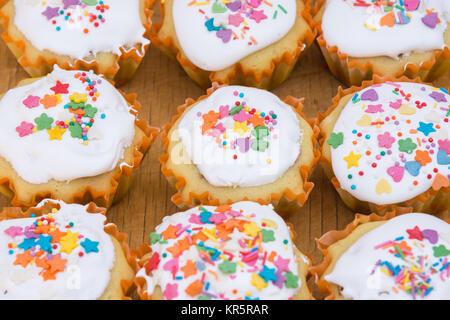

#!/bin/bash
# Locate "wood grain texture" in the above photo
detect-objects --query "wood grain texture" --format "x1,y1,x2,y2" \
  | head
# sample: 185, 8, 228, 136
0, 8, 448, 299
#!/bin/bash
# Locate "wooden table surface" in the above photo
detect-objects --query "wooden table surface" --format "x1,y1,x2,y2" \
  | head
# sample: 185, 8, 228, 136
0, 8, 448, 299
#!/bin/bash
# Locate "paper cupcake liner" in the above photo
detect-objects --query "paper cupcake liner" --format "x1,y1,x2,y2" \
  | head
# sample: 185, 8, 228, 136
309, 208, 449, 300
312, 2, 450, 87
134, 222, 313, 300
159, 82, 320, 217
0, 200, 139, 300
318, 75, 450, 215
0, 0, 154, 86
0, 86, 159, 209
150, 0, 317, 90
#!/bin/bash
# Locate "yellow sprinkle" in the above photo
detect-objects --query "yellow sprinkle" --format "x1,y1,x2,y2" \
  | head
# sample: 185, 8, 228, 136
380, 267, 391, 276
266, 158, 272, 164
237, 261, 244, 268
411, 266, 422, 273
201, 229, 218, 242
51, 208, 58, 214
364, 22, 377, 31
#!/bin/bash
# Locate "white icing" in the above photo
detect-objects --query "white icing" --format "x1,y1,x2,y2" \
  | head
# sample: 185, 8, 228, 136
172, 0, 297, 71
13, 0, 149, 60
322, 0, 449, 58
325, 213, 450, 300
177, 86, 302, 187
137, 201, 302, 300
330, 82, 450, 205
0, 67, 136, 184
0, 199, 115, 300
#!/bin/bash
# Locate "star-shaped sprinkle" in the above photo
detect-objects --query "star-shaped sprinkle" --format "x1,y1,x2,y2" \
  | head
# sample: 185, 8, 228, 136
250, 9, 267, 23
233, 120, 250, 136
47, 126, 67, 140
180, 259, 197, 278
202, 110, 220, 134
63, 0, 81, 9
406, 226, 423, 241
42, 6, 60, 20
50, 81, 70, 94
274, 256, 290, 272
14, 251, 33, 268
81, 238, 99, 253
150, 232, 162, 244
59, 230, 79, 254
261, 229, 275, 242
285, 272, 299, 288
251, 273, 268, 290
243, 222, 261, 237
218, 259, 237, 274
162, 225, 179, 241
47, 255, 67, 274
327, 132, 344, 149
36, 235, 53, 252
259, 265, 277, 282
417, 122, 436, 137
49, 229, 66, 243
343, 151, 361, 169
18, 238, 37, 251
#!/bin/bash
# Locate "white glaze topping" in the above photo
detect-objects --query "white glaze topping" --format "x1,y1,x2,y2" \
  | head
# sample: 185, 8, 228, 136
13, 0, 149, 60
177, 86, 302, 187
325, 213, 450, 300
328, 82, 450, 205
0, 67, 136, 184
172, 0, 297, 71
136, 201, 302, 300
0, 199, 115, 300
322, 0, 449, 58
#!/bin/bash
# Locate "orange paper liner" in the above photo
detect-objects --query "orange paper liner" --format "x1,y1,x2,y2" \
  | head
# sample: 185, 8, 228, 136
309, 208, 450, 300
0, 200, 140, 300
312, 2, 450, 87
150, 0, 317, 89
318, 75, 450, 215
0, 0, 154, 86
159, 82, 320, 216
0, 88, 159, 209
133, 221, 313, 300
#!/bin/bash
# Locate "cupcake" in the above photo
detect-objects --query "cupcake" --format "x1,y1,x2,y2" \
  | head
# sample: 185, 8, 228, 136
314, 0, 450, 86
0, 67, 158, 208
0, 0, 152, 86
310, 211, 450, 300
151, 0, 316, 89
319, 77, 450, 214
160, 84, 319, 216
0, 199, 136, 299
135, 201, 313, 300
